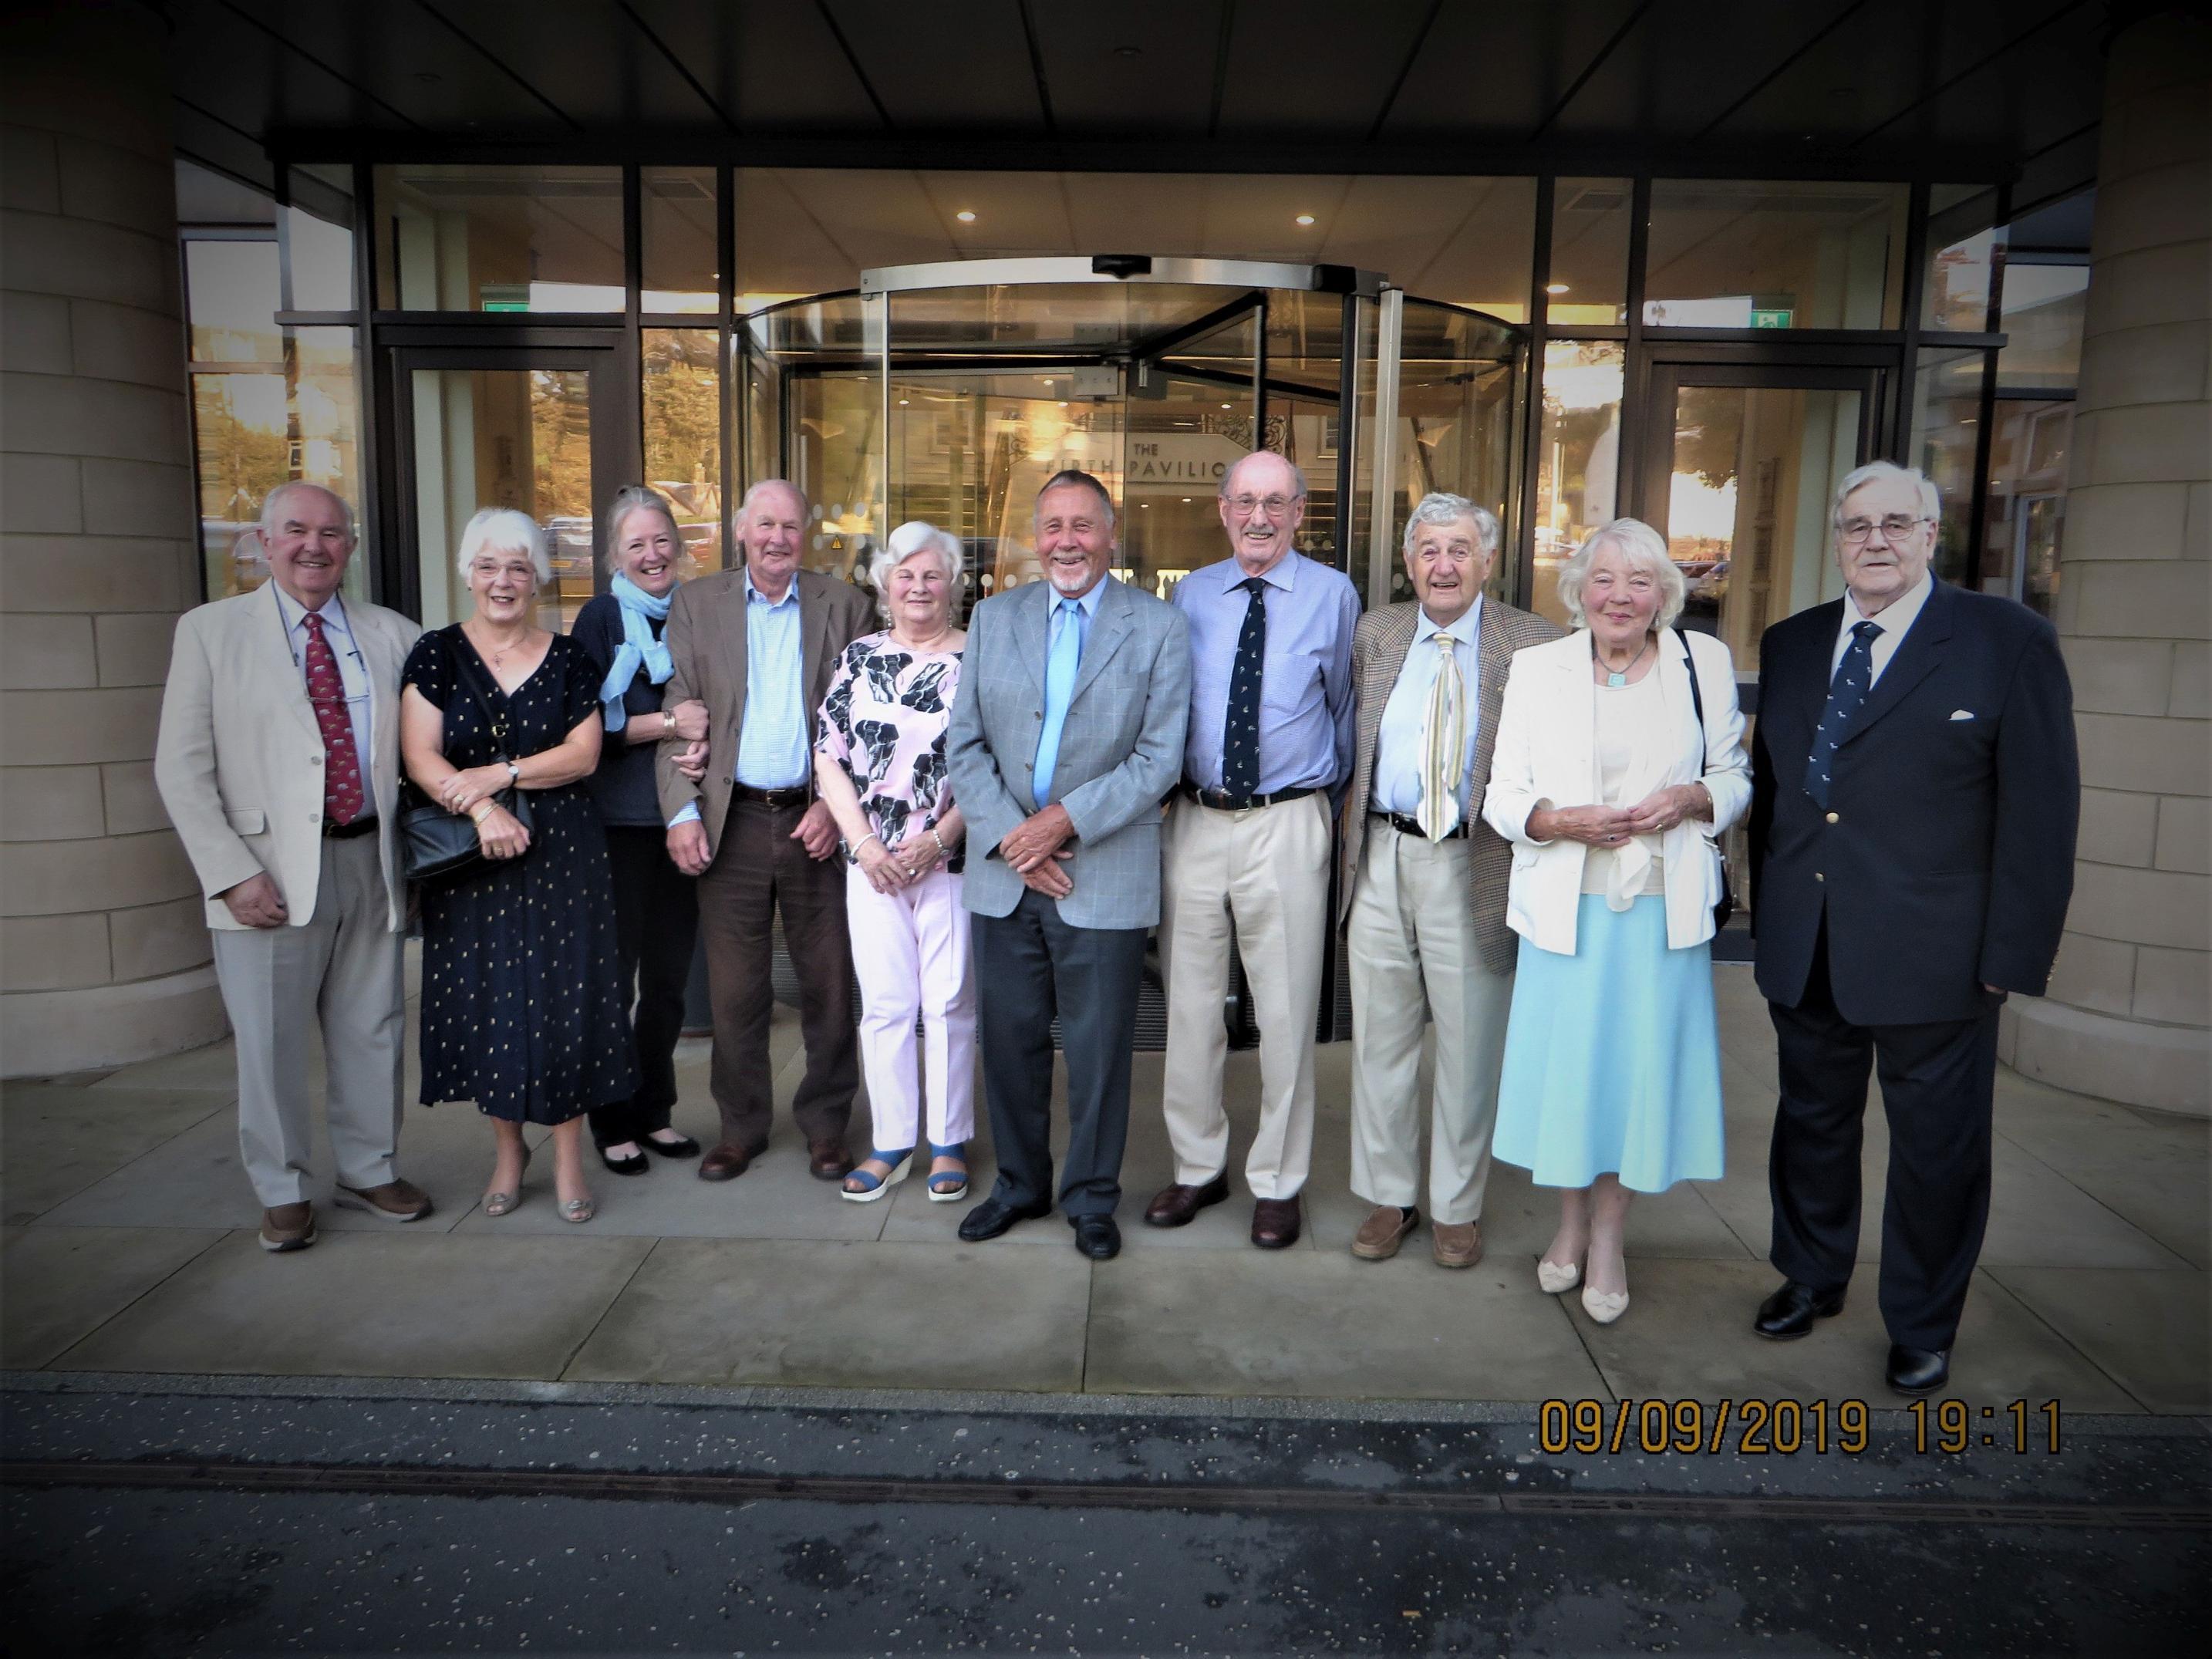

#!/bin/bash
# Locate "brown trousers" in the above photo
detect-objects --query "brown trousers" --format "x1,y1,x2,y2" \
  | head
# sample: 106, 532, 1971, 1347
696, 798, 858, 1153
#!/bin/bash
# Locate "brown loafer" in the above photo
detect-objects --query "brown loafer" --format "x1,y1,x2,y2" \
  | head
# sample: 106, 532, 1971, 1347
698, 1142, 754, 1182
1250, 1195, 1303, 1249
1431, 1219, 1483, 1270
334, 1178, 433, 1222
808, 1138, 855, 1181
1144, 1172, 1230, 1228
259, 1201, 316, 1253
1350, 1203, 1419, 1260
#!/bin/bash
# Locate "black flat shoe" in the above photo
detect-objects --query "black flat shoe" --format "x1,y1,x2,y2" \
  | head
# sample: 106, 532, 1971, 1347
1752, 1279, 1846, 1340
1886, 1344, 1951, 1395
959, 1195, 1050, 1242
598, 1146, 650, 1176
643, 1131, 700, 1159
1071, 1214, 1121, 1260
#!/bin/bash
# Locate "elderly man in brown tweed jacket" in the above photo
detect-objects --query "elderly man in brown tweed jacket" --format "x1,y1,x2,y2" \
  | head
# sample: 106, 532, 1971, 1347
1340, 493, 1561, 1268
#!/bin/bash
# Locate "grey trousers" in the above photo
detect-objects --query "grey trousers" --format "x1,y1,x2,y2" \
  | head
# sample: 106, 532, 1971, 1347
210, 834, 406, 1207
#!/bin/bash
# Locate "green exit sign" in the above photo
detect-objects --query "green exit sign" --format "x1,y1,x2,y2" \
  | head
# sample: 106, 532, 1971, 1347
1750, 308, 1793, 329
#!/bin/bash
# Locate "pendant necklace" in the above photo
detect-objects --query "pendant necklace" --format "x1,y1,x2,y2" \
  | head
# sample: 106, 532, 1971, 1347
1598, 634, 1651, 688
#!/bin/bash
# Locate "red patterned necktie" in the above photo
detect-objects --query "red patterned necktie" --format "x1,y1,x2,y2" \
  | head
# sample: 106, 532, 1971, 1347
302, 612, 366, 826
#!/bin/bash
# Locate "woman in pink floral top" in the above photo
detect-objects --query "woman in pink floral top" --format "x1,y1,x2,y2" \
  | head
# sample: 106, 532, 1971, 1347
814, 521, 974, 1203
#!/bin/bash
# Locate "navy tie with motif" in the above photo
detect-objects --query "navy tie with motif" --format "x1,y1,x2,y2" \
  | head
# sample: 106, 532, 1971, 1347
1222, 575, 1268, 802
1806, 619, 1881, 810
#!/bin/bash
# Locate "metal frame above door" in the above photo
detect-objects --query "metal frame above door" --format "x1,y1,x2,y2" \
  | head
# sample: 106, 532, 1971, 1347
1628, 352, 1890, 523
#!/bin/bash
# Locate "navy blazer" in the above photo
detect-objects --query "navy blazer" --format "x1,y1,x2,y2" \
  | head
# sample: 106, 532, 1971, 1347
1748, 579, 2079, 1027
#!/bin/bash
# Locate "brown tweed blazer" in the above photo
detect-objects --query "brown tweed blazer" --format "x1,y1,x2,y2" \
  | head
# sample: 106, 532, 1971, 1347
1339, 595, 1563, 974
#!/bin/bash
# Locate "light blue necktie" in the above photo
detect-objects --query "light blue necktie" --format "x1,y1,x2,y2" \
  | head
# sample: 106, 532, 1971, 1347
1031, 597, 1084, 807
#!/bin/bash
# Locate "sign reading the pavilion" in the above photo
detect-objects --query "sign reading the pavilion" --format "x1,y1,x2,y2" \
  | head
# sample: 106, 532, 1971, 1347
1125, 432, 1246, 494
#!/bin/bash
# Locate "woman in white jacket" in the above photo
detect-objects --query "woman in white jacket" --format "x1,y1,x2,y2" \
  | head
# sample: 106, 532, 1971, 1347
1482, 518, 1749, 1325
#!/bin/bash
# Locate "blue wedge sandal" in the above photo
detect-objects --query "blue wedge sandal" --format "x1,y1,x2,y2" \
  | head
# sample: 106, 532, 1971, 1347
926, 1141, 969, 1203
841, 1147, 913, 1203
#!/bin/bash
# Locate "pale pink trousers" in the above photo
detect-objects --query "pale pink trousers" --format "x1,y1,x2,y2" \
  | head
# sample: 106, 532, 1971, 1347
845, 863, 977, 1150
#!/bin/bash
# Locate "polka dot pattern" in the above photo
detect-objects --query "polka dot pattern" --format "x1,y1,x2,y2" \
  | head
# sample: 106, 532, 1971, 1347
1221, 575, 1268, 803
302, 612, 365, 826
1806, 619, 1882, 810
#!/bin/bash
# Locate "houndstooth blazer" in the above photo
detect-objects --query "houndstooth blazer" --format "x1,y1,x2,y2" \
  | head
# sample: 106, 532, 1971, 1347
1339, 595, 1563, 974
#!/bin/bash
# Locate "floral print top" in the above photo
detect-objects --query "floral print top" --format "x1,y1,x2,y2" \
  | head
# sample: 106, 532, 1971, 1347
815, 631, 964, 872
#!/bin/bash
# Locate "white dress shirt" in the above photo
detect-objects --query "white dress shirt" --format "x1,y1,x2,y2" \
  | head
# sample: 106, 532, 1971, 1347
1831, 572, 1933, 686
271, 584, 373, 765
1372, 595, 1483, 819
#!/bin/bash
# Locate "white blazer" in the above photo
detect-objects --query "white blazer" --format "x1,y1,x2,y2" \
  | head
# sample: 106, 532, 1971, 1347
155, 581, 421, 932
1482, 626, 1750, 956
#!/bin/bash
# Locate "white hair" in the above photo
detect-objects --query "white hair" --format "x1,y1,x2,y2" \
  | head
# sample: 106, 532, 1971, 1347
602, 484, 680, 567
1555, 517, 1687, 631
1401, 491, 1500, 558
455, 507, 552, 585
1833, 460, 1940, 527
259, 480, 355, 541
738, 477, 808, 518
867, 519, 968, 614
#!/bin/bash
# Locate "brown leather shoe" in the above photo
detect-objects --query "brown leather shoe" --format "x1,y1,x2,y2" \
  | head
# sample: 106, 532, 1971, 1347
1144, 1172, 1230, 1228
335, 1178, 433, 1222
1431, 1219, 1483, 1269
808, 1138, 855, 1181
698, 1142, 754, 1182
259, 1201, 316, 1253
1350, 1203, 1418, 1260
1250, 1195, 1303, 1249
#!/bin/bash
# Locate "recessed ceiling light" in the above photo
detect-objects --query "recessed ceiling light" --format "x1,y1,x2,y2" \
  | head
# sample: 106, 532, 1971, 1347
1295, 214, 1316, 227
1546, 282, 1571, 295
955, 210, 976, 223
1182, 497, 1192, 504
1114, 45, 1142, 58
898, 398, 909, 405
1221, 403, 1232, 410
1057, 401, 1069, 407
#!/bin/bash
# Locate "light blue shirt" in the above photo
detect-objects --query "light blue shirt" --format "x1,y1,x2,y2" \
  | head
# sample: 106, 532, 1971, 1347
733, 570, 808, 790
1030, 576, 1105, 807
1172, 550, 1357, 796
1373, 597, 1484, 819
271, 585, 373, 767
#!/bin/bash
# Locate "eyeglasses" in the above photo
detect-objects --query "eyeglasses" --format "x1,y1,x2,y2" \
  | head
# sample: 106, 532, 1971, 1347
1838, 514, 1932, 545
1226, 494, 1298, 518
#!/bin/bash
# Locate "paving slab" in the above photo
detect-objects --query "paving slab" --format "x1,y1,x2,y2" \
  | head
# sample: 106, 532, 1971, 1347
564, 1237, 1091, 1391
1987, 1266, 2212, 1415
55, 1229, 654, 1380
1566, 1256, 2143, 1413
1995, 1078, 2211, 1270
1, 1225, 224, 1367
0, 1084, 232, 1225
1084, 1246, 1610, 1402
87, 1037, 242, 1094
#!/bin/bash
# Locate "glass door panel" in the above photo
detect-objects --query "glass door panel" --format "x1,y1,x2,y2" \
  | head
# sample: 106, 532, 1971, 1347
1130, 305, 1259, 600
1382, 298, 1525, 606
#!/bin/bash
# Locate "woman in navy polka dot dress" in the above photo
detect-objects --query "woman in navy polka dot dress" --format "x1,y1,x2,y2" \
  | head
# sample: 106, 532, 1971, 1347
399, 508, 639, 1224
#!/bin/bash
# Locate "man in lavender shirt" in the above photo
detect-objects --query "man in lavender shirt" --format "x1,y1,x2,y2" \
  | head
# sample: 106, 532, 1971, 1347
1145, 450, 1359, 1249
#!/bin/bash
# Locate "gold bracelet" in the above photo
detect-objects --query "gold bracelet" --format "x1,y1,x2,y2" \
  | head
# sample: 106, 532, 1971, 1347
470, 802, 494, 824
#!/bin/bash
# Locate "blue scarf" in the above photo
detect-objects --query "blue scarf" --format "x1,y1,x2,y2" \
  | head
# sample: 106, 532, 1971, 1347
600, 573, 674, 732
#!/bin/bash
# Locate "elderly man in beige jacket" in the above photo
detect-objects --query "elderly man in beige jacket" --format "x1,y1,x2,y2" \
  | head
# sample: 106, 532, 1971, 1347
155, 482, 427, 1252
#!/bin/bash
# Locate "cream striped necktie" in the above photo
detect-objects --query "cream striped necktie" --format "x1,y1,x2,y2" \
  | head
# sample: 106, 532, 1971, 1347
1415, 632, 1465, 842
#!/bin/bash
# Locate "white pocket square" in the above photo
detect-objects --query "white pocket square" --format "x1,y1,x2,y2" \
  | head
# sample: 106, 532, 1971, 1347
1949, 709, 1976, 721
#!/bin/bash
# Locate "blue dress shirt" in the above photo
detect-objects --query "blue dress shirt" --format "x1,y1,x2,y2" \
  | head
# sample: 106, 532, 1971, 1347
1172, 550, 1357, 796
1030, 576, 1105, 807
1372, 596, 1485, 819
271, 585, 373, 768
733, 570, 808, 790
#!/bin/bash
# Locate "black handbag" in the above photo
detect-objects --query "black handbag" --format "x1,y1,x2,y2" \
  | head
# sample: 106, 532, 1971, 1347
1678, 630, 1735, 932
401, 629, 535, 885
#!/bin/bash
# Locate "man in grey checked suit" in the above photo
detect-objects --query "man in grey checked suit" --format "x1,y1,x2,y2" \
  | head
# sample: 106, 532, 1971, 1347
945, 470, 1191, 1259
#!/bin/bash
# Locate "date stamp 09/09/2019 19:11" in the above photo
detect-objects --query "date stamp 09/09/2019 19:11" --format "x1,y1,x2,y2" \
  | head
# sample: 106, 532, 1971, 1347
1538, 1398, 2065, 1458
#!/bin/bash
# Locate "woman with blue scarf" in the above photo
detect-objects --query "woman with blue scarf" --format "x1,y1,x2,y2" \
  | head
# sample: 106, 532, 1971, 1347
570, 485, 712, 1175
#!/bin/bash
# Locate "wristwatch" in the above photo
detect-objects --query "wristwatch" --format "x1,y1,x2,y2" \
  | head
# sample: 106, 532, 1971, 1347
504, 759, 521, 787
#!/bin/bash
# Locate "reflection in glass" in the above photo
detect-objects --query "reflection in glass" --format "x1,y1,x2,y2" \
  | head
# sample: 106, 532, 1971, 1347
1922, 184, 2004, 332
1547, 177, 1631, 325
373, 165, 624, 312
642, 330, 723, 575
1378, 300, 1522, 605
1532, 340, 1624, 626
1996, 263, 2089, 390
1979, 399, 2072, 615
1910, 349, 1986, 585
1645, 180, 1907, 329
643, 167, 718, 314
285, 164, 356, 311
186, 241, 282, 362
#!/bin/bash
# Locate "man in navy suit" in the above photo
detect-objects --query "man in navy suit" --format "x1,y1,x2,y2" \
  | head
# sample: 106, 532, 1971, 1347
1748, 460, 2078, 1396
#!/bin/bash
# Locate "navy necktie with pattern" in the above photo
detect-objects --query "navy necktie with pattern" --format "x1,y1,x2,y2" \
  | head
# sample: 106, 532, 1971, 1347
1806, 619, 1882, 810
1222, 575, 1267, 801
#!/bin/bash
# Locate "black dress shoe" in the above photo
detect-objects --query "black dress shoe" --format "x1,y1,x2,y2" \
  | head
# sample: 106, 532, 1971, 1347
643, 1131, 700, 1159
598, 1146, 650, 1176
1071, 1214, 1121, 1260
1752, 1279, 1847, 1340
959, 1195, 1050, 1242
1886, 1344, 1951, 1395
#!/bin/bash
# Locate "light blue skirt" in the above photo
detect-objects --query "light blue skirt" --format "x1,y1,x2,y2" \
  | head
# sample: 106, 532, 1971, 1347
1492, 894, 1726, 1194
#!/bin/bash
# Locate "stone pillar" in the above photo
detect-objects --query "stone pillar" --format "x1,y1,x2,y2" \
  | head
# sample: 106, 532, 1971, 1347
1, 2, 227, 1073
2005, 7, 2211, 1114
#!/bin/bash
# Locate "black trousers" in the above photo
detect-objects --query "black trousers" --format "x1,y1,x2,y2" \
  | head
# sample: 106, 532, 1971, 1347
973, 889, 1148, 1219
1766, 922, 2001, 1351
587, 826, 701, 1150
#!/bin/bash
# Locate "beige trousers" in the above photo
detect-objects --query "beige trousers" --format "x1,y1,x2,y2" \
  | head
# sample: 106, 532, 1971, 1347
210, 834, 406, 1208
1158, 792, 1331, 1200
1347, 821, 1514, 1224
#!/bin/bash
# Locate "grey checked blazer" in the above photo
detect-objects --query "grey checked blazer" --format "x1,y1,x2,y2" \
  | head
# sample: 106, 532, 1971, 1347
946, 575, 1190, 929
1340, 596, 1561, 974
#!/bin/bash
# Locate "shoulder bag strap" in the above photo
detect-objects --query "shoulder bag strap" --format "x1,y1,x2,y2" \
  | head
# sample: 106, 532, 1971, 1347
1678, 629, 1708, 775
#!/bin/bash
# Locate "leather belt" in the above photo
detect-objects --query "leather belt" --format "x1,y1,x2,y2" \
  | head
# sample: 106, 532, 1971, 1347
1180, 782, 1317, 811
324, 814, 379, 841
1371, 810, 1468, 841
733, 784, 810, 809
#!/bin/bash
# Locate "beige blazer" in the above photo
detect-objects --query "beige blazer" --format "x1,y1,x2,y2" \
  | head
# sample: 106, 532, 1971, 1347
154, 582, 421, 932
1339, 596, 1562, 975
654, 566, 876, 853
1482, 626, 1751, 956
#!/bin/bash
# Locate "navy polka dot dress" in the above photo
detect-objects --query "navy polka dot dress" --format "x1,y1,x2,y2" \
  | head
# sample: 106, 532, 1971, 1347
403, 626, 639, 1125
